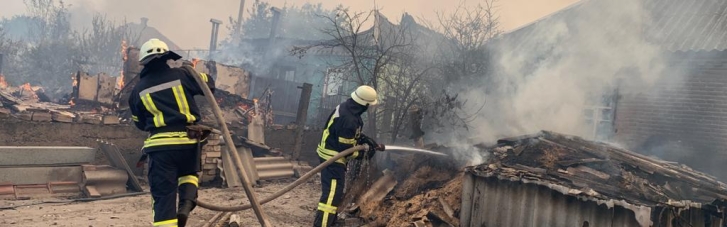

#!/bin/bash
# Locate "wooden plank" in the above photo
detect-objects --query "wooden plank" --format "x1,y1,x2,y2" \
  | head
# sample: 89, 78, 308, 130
97, 140, 144, 192
31, 111, 52, 122
17, 112, 32, 120
11, 105, 29, 112
51, 111, 74, 123
102, 115, 120, 125
0, 108, 10, 116
0, 90, 21, 104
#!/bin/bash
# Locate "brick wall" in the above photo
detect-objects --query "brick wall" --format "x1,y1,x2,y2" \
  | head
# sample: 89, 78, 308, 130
614, 50, 727, 180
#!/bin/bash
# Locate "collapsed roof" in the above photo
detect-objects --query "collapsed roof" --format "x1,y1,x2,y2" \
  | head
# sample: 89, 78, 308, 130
470, 131, 727, 206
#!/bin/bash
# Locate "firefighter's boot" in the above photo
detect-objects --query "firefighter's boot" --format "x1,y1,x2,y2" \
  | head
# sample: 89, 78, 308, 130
177, 200, 196, 227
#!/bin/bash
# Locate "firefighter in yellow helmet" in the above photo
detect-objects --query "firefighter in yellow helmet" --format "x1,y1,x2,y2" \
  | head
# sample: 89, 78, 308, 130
313, 85, 385, 227
129, 38, 216, 227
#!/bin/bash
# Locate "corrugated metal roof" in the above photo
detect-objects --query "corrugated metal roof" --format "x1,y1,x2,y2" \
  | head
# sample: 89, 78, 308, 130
460, 174, 647, 227
494, 0, 727, 52
460, 172, 724, 227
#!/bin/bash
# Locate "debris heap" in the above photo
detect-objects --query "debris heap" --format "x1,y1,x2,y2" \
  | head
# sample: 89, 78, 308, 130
462, 131, 727, 226
347, 131, 727, 226
344, 146, 468, 226
483, 131, 727, 205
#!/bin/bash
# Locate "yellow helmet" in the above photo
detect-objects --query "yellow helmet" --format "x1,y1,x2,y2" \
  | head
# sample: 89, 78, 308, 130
351, 85, 378, 106
139, 38, 169, 62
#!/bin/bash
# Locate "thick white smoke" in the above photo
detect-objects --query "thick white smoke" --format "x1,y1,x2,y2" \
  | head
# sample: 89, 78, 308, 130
460, 0, 680, 144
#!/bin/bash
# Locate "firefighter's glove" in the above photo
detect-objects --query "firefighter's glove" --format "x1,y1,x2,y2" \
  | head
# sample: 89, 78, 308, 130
358, 135, 385, 159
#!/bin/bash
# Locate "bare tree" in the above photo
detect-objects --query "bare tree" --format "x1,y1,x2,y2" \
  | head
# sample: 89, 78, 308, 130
293, 8, 414, 138
16, 0, 80, 97
430, 0, 501, 89
76, 15, 135, 75
0, 28, 23, 81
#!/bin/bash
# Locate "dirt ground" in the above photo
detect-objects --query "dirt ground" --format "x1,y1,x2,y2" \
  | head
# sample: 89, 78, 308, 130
0, 178, 321, 227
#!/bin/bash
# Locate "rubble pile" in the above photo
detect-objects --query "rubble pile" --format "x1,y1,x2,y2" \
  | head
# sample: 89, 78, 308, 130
479, 131, 727, 205
347, 131, 727, 226
344, 147, 467, 226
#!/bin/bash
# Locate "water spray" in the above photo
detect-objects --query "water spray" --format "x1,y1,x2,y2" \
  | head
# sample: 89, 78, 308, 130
384, 145, 447, 156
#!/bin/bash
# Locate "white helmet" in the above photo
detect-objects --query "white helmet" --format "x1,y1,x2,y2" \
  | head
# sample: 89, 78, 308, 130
139, 38, 169, 62
351, 85, 378, 106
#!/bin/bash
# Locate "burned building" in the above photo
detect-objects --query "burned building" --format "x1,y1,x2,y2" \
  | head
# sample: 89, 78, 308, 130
461, 131, 727, 227
487, 0, 727, 180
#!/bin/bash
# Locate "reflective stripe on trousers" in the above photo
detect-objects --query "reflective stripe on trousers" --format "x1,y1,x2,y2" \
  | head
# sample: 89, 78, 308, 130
153, 219, 178, 227
313, 160, 346, 227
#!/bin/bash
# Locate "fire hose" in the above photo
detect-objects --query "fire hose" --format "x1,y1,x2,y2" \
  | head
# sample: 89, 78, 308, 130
195, 145, 366, 212
180, 63, 368, 220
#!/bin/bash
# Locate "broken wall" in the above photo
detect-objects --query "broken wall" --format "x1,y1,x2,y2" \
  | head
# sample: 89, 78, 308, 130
193, 60, 251, 99
74, 71, 119, 106
614, 50, 727, 181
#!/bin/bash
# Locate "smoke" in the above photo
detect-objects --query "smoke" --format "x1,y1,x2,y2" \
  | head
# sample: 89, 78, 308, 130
419, 0, 694, 167
439, 0, 683, 146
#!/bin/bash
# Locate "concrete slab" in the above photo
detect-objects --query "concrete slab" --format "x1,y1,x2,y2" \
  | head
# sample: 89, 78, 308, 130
0, 146, 96, 166
0, 166, 83, 185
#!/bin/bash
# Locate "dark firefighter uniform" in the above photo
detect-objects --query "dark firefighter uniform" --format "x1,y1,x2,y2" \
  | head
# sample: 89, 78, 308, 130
314, 98, 371, 227
129, 59, 215, 227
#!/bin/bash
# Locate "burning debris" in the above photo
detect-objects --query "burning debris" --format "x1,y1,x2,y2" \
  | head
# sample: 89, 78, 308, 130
344, 131, 727, 226
341, 144, 466, 226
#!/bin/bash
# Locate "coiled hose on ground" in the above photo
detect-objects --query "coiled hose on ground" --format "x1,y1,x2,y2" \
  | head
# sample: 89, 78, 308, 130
195, 145, 366, 212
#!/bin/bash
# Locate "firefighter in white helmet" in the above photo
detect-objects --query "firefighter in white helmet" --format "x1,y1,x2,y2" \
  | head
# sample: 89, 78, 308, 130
313, 85, 385, 227
129, 38, 216, 227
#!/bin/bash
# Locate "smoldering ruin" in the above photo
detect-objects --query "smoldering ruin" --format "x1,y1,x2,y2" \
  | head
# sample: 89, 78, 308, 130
2, 0, 727, 226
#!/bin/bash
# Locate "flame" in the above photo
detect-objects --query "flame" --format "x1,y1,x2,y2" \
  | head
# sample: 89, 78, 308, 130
117, 76, 125, 90
118, 40, 128, 90
69, 76, 77, 106
0, 75, 7, 89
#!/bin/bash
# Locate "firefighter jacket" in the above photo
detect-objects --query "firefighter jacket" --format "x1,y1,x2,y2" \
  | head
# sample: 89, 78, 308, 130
128, 61, 216, 153
317, 98, 368, 164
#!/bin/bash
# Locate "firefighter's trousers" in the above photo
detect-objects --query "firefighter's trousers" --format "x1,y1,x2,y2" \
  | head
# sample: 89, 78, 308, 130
148, 147, 200, 227
313, 158, 346, 227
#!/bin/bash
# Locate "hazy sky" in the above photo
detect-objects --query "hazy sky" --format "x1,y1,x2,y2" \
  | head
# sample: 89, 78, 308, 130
0, 0, 579, 49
